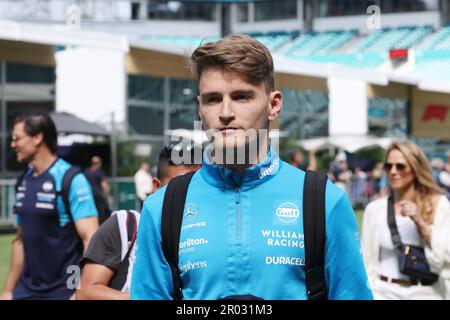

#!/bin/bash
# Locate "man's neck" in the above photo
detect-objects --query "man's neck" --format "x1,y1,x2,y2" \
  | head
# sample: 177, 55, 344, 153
30, 149, 57, 176
393, 184, 416, 202
215, 141, 270, 177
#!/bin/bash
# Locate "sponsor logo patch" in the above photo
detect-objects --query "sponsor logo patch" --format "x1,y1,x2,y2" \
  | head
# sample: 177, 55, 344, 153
275, 202, 300, 223
183, 203, 199, 222
42, 181, 54, 192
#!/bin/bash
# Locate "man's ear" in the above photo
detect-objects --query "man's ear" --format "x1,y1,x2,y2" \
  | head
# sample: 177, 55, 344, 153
197, 97, 204, 123
152, 178, 162, 192
33, 132, 44, 148
268, 91, 282, 121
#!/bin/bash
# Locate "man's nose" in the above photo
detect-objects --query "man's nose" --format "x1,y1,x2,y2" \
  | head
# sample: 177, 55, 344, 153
219, 97, 235, 123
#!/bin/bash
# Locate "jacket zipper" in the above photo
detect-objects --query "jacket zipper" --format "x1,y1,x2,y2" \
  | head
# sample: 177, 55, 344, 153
235, 187, 241, 237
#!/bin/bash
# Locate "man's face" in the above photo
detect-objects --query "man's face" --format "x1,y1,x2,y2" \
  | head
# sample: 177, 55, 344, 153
197, 68, 281, 151
142, 163, 150, 172
10, 122, 40, 163
153, 164, 201, 191
161, 165, 200, 186
293, 152, 304, 164
91, 157, 102, 170
338, 161, 348, 170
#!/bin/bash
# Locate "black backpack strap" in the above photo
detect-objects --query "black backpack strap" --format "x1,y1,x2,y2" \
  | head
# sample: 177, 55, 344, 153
60, 166, 82, 222
303, 170, 328, 300
387, 195, 403, 247
161, 171, 196, 300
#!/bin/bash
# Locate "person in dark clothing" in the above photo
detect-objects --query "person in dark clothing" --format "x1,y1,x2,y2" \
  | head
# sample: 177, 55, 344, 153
1, 114, 99, 300
84, 156, 112, 224
76, 143, 201, 300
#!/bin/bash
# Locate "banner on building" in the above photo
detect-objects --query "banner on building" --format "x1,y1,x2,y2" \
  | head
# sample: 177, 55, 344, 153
412, 88, 450, 139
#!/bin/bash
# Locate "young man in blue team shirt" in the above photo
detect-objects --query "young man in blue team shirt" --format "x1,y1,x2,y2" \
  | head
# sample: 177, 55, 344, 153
131, 35, 373, 300
0, 114, 99, 300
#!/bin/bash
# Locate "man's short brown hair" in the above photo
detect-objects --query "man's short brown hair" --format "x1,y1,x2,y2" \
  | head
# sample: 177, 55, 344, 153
190, 34, 274, 92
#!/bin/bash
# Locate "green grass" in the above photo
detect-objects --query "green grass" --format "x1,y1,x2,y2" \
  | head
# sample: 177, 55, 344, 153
0, 233, 14, 291
355, 209, 363, 233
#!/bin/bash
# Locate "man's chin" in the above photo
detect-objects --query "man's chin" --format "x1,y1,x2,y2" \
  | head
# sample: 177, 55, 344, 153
212, 141, 247, 151
16, 155, 31, 164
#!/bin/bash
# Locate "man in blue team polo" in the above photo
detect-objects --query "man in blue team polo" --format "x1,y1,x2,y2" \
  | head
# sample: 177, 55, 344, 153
0, 114, 99, 300
131, 35, 373, 300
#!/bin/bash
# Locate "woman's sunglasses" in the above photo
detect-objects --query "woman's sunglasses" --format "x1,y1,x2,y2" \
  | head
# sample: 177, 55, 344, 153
383, 162, 407, 172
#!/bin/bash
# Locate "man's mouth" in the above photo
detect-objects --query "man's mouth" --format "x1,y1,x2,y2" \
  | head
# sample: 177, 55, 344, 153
219, 127, 238, 134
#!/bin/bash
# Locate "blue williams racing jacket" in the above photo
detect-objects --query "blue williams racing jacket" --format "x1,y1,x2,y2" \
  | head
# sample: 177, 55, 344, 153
131, 147, 373, 300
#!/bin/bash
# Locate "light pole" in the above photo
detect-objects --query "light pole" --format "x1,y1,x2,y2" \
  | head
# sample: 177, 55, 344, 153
110, 111, 118, 210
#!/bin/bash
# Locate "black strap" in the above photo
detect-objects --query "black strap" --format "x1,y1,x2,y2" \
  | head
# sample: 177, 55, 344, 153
161, 171, 196, 300
303, 170, 328, 300
109, 210, 138, 290
60, 166, 83, 223
387, 195, 403, 247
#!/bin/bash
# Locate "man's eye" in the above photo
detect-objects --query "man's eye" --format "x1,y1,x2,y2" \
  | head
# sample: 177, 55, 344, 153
204, 97, 220, 104
234, 95, 251, 101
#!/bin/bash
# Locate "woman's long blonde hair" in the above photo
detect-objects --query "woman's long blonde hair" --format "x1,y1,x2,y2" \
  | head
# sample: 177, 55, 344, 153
385, 141, 443, 223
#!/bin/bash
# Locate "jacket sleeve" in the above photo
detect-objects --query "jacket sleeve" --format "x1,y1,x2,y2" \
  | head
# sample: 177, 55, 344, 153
360, 201, 381, 288
325, 185, 373, 300
424, 197, 450, 274
130, 191, 175, 300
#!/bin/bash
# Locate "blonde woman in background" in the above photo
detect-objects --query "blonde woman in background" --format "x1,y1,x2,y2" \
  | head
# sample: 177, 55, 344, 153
361, 141, 450, 299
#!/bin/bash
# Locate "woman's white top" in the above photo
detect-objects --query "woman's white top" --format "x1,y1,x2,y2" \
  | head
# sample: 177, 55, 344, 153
361, 195, 450, 298
379, 211, 423, 279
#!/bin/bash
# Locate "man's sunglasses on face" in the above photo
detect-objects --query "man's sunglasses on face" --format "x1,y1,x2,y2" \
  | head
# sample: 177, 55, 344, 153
11, 134, 30, 143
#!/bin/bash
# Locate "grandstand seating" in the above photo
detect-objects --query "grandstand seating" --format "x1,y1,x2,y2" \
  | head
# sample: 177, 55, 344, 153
282, 30, 357, 57
143, 35, 219, 48
141, 25, 450, 77
253, 34, 291, 52
417, 26, 450, 50
348, 26, 431, 54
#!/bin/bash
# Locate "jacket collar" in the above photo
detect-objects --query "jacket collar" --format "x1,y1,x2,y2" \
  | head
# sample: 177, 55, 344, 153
200, 145, 281, 190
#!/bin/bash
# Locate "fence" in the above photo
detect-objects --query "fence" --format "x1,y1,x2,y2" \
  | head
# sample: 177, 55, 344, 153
339, 175, 381, 210
109, 177, 138, 211
0, 179, 15, 227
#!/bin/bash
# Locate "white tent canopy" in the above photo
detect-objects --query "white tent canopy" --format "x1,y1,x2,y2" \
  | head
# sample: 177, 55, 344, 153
296, 135, 395, 153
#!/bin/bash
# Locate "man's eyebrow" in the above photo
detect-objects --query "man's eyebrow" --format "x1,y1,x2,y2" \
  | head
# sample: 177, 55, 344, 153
198, 92, 221, 100
231, 90, 256, 96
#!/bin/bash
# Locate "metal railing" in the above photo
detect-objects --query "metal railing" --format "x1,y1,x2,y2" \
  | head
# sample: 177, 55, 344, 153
336, 176, 381, 210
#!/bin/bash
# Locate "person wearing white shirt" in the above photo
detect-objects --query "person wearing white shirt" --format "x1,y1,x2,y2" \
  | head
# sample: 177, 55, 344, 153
134, 162, 153, 210
361, 141, 450, 300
